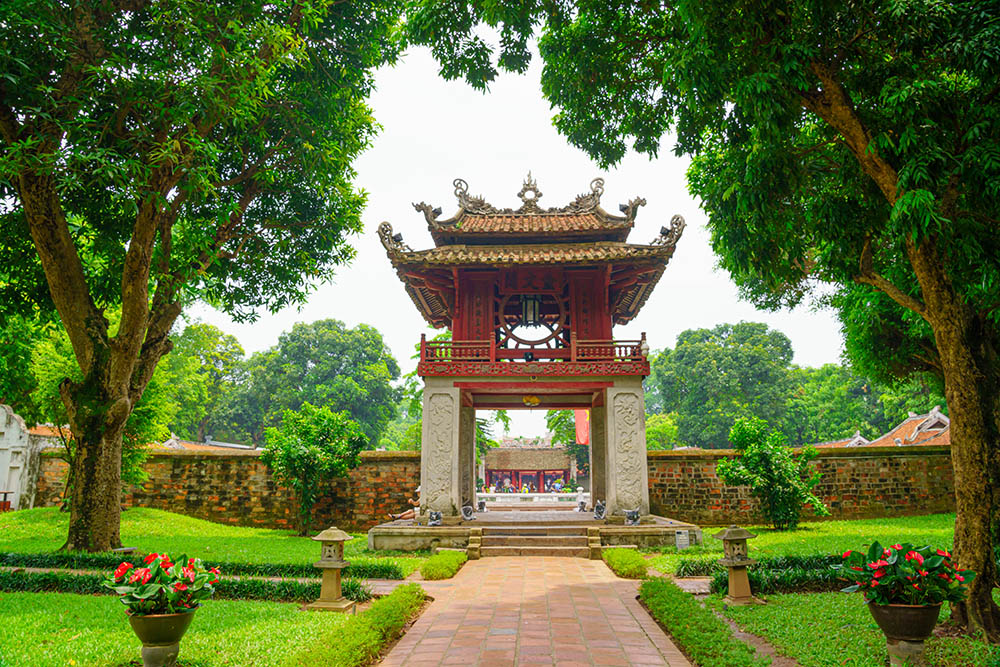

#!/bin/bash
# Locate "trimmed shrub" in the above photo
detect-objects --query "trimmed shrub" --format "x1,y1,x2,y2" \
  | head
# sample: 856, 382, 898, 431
419, 550, 467, 580
709, 565, 843, 595
639, 578, 768, 667
602, 548, 648, 579
677, 553, 840, 577
0, 569, 373, 602
0, 551, 404, 581
284, 583, 426, 667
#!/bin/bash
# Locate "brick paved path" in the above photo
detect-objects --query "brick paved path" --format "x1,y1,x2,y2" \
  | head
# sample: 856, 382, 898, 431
380, 557, 689, 667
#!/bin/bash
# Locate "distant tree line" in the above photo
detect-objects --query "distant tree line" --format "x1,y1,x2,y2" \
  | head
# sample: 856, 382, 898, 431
645, 322, 945, 450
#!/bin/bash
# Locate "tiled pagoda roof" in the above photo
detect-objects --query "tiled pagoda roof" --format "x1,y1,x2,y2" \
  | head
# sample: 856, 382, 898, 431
414, 176, 642, 244
382, 241, 679, 267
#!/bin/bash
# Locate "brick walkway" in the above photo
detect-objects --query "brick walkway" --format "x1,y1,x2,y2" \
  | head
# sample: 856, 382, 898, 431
380, 557, 689, 667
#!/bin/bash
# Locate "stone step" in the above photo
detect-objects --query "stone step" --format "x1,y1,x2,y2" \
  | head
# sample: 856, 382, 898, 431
480, 525, 589, 536
481, 535, 589, 548
480, 546, 590, 558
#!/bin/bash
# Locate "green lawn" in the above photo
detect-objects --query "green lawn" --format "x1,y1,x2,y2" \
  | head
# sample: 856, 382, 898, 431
648, 513, 957, 574
0, 507, 427, 577
0, 592, 347, 666
708, 592, 1000, 667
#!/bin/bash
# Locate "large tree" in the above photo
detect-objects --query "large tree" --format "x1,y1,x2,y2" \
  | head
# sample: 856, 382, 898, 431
220, 319, 401, 446
0, 0, 403, 551
407, 0, 1000, 636
647, 322, 794, 449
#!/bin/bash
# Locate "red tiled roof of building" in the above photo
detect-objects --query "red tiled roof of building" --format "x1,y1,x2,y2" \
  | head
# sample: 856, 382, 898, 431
387, 242, 677, 267
28, 425, 70, 438
810, 407, 950, 449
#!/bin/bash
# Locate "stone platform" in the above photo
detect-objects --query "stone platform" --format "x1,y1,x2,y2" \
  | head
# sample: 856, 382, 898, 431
367, 507, 701, 554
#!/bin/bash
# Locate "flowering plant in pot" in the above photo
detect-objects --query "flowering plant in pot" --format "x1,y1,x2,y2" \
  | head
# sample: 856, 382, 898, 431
835, 541, 975, 643
103, 553, 219, 667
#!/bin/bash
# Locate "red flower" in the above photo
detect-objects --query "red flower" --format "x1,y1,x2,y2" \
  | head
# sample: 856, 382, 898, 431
173, 582, 188, 592
159, 556, 173, 569
956, 574, 965, 582
188, 558, 196, 566
842, 550, 852, 559
850, 566, 863, 572
870, 579, 880, 586
936, 549, 951, 558
867, 559, 889, 569
938, 573, 951, 582
890, 544, 902, 550
912, 583, 920, 589
904, 551, 925, 565
129, 568, 152, 585
143, 553, 158, 565
918, 569, 928, 577
873, 569, 886, 579
114, 562, 134, 580
182, 566, 196, 582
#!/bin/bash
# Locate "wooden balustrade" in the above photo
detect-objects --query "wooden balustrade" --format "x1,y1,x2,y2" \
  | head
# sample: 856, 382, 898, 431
419, 333, 647, 364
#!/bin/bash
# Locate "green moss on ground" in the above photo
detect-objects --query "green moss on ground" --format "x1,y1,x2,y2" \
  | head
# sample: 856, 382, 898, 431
602, 548, 648, 579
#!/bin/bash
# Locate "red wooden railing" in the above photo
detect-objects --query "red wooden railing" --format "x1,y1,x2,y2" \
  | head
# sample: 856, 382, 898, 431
420, 333, 647, 364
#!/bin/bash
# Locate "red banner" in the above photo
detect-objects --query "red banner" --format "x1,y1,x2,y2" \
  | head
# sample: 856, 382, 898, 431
574, 409, 590, 445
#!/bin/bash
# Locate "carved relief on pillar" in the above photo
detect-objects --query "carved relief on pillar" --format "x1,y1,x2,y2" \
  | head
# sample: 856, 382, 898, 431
612, 392, 645, 510
424, 393, 455, 512
459, 406, 476, 508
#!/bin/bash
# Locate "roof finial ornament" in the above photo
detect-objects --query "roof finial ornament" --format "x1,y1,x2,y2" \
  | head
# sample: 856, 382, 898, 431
378, 222, 411, 256
517, 172, 544, 213
652, 214, 686, 246
453, 177, 499, 214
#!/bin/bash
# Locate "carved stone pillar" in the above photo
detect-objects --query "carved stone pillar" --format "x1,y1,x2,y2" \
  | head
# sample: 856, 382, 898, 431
420, 379, 461, 516
459, 405, 476, 510
590, 399, 607, 508
605, 377, 650, 516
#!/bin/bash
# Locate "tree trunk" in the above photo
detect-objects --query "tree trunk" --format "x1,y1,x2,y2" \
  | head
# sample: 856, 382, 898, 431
909, 239, 1000, 641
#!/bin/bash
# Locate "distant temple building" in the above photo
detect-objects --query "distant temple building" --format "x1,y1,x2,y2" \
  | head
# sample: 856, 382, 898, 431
483, 436, 573, 492
814, 406, 951, 448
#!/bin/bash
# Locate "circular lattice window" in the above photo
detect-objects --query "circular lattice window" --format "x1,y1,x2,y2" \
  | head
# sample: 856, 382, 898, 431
496, 293, 568, 348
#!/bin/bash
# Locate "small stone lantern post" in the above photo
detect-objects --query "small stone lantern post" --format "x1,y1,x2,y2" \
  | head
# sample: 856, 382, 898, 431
713, 525, 758, 605
306, 527, 355, 613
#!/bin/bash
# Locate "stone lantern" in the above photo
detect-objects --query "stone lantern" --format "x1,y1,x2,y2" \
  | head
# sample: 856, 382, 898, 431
306, 527, 355, 613
713, 525, 758, 605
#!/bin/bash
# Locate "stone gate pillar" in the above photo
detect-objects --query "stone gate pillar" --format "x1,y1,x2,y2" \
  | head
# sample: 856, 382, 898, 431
419, 379, 461, 516
605, 377, 650, 516
590, 401, 607, 508
458, 404, 476, 510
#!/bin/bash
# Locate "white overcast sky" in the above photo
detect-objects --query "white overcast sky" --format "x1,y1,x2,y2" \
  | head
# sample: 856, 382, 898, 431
190, 47, 844, 437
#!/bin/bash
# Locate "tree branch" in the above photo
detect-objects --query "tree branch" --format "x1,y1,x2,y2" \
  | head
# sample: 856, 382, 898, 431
856, 236, 928, 318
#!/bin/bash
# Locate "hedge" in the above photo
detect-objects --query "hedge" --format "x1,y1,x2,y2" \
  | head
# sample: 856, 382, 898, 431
676, 553, 840, 577
709, 564, 844, 595
639, 578, 768, 667
0, 569, 373, 603
602, 548, 648, 579
0, 551, 403, 581
284, 583, 426, 667
419, 551, 467, 580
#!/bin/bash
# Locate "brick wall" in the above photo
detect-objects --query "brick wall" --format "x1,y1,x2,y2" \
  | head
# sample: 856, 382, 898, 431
647, 445, 955, 525
34, 445, 955, 530
33, 449, 420, 532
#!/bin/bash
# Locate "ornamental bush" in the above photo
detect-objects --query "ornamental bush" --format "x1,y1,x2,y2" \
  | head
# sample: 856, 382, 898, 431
262, 403, 368, 535
603, 548, 648, 579
419, 550, 467, 580
836, 541, 976, 605
716, 417, 829, 530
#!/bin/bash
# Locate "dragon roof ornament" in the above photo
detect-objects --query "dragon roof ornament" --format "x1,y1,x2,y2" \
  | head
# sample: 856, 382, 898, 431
412, 174, 640, 224
377, 221, 411, 257
651, 214, 686, 247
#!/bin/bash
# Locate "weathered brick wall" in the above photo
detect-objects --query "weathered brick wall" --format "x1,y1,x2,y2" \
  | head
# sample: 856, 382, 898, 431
647, 445, 955, 525
33, 449, 420, 532
34, 445, 955, 530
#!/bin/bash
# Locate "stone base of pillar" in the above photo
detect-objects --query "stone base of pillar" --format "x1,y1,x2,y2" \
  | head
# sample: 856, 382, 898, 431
306, 598, 356, 613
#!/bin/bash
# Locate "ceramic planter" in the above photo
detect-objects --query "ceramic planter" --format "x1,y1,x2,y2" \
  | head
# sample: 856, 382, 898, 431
867, 602, 941, 642
127, 609, 197, 667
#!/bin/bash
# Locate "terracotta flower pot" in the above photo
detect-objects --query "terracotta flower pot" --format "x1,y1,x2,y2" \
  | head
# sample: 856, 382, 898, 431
867, 602, 941, 642
128, 610, 197, 667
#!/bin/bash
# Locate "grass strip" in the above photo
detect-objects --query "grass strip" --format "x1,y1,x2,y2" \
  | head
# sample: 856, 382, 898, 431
639, 578, 769, 667
0, 550, 403, 580
602, 548, 648, 579
419, 550, 467, 580
0, 568, 373, 603
283, 583, 426, 666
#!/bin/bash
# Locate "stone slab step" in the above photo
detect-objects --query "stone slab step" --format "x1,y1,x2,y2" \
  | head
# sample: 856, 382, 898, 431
481, 525, 589, 536
481, 535, 589, 547
480, 546, 590, 558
